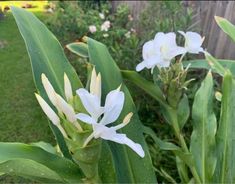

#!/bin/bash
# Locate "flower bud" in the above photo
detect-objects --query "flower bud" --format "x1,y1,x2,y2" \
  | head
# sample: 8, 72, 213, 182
35, 93, 60, 126
64, 73, 73, 101
55, 94, 83, 132
41, 73, 57, 107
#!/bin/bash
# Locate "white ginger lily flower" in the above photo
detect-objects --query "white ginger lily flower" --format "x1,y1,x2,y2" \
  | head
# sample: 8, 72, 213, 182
178, 31, 204, 54
64, 73, 73, 101
76, 68, 145, 158
35, 93, 68, 138
136, 32, 186, 72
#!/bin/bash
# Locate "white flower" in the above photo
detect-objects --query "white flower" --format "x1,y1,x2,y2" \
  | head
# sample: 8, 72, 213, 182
136, 32, 186, 72
76, 68, 145, 158
40, 73, 83, 132
64, 73, 73, 101
99, 13, 105, 20
41, 74, 57, 107
136, 40, 161, 72
125, 31, 131, 38
89, 25, 97, 33
178, 31, 204, 54
35, 93, 68, 138
76, 68, 104, 121
103, 33, 109, 38
154, 32, 186, 63
101, 20, 111, 32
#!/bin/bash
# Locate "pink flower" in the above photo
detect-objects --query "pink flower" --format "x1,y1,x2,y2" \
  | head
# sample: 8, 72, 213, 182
101, 21, 111, 32
89, 25, 97, 33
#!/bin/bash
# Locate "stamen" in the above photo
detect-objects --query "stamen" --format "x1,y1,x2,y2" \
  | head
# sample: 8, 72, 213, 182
114, 112, 133, 130
83, 133, 94, 147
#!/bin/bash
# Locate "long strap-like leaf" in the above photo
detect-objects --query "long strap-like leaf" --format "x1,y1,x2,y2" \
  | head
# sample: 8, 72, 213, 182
190, 72, 217, 183
0, 143, 83, 183
214, 72, 235, 183
87, 38, 157, 183
11, 6, 83, 160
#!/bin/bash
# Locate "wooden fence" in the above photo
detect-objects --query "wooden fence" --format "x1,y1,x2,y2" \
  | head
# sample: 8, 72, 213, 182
111, 1, 235, 59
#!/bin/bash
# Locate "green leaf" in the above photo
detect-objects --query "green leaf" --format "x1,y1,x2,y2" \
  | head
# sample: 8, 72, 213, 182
87, 38, 156, 183
66, 42, 89, 58
0, 159, 64, 183
215, 16, 235, 43
11, 6, 83, 159
177, 95, 190, 130
190, 71, 217, 182
30, 141, 56, 154
176, 156, 190, 183
183, 58, 235, 76
121, 70, 166, 106
143, 126, 194, 167
0, 143, 83, 183
121, 70, 174, 125
159, 168, 177, 184
214, 71, 235, 183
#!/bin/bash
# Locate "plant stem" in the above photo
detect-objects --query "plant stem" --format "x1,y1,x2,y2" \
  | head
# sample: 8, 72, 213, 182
171, 110, 201, 183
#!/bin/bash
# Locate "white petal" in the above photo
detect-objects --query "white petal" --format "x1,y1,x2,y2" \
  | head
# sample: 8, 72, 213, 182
64, 73, 73, 101
99, 89, 124, 125
164, 32, 177, 47
157, 60, 171, 68
142, 40, 157, 60
136, 61, 146, 72
168, 46, 186, 59
95, 73, 102, 100
76, 113, 96, 125
55, 94, 77, 123
153, 32, 165, 49
41, 74, 57, 107
186, 32, 203, 47
35, 93, 60, 125
100, 129, 145, 158
76, 88, 104, 120
90, 68, 97, 95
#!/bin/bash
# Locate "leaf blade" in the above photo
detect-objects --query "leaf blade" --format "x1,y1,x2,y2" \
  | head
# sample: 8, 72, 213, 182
87, 38, 156, 183
190, 72, 217, 182
0, 142, 83, 183
11, 6, 83, 159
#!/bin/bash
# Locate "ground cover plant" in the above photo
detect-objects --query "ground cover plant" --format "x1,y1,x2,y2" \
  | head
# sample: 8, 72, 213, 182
2, 2, 235, 184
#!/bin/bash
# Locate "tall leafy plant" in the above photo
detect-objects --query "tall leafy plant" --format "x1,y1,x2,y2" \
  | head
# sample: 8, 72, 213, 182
119, 17, 235, 183
0, 7, 156, 183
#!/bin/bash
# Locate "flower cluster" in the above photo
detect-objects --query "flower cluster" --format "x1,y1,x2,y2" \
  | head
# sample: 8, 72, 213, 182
76, 68, 145, 158
35, 69, 144, 158
136, 31, 204, 72
35, 74, 83, 139
88, 12, 135, 39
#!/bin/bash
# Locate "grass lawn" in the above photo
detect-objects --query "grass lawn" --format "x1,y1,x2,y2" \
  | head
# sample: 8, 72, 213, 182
0, 1, 55, 183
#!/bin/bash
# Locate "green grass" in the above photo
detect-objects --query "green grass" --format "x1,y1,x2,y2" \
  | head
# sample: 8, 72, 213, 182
0, 9, 54, 184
